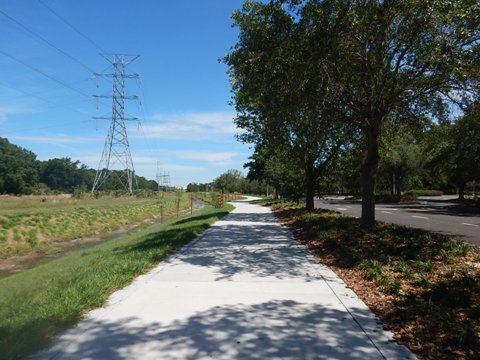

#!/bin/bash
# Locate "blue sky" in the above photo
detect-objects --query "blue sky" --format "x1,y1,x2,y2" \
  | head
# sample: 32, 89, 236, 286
0, 0, 250, 186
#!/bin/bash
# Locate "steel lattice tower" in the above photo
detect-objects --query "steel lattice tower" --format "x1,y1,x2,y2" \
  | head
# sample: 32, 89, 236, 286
92, 54, 140, 194
156, 162, 171, 192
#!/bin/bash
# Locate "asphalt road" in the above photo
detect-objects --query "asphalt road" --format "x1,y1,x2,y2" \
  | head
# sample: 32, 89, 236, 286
314, 196, 480, 246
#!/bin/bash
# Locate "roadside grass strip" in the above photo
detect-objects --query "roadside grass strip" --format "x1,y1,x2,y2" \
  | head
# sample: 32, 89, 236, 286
260, 200, 480, 359
0, 204, 233, 360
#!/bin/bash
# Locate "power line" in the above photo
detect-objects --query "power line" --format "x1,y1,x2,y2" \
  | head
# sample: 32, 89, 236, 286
0, 80, 54, 106
136, 79, 159, 162
0, 78, 91, 105
135, 77, 171, 184
0, 8, 95, 73
0, 79, 111, 125
0, 49, 91, 99
37, 0, 106, 53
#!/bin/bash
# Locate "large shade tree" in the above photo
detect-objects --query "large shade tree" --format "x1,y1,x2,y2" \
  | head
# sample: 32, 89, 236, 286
232, 0, 479, 226
226, 0, 479, 225
314, 0, 480, 227
225, 1, 349, 210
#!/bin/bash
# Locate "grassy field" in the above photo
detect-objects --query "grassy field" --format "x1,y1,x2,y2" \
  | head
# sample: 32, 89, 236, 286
0, 203, 233, 359
261, 200, 480, 359
0, 193, 192, 259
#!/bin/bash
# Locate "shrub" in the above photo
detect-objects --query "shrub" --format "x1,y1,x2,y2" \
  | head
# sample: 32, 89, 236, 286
403, 189, 444, 197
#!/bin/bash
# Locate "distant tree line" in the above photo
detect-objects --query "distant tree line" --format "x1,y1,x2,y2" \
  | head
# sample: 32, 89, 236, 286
0, 137, 158, 195
187, 169, 269, 196
224, 0, 480, 227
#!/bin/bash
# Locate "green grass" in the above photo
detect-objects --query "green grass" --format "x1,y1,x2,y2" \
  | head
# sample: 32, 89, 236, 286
0, 193, 193, 258
263, 199, 480, 358
0, 204, 233, 359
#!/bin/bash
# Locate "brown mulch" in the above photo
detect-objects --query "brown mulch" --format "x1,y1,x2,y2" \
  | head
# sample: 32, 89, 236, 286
272, 207, 480, 360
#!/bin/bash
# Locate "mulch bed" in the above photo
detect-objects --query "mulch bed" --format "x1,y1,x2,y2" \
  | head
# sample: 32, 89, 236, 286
272, 205, 480, 360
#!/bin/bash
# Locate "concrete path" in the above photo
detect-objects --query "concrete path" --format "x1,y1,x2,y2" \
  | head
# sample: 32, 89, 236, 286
35, 198, 415, 360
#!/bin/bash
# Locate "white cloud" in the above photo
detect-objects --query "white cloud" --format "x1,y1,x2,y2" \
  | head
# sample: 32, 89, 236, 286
133, 163, 205, 186
135, 111, 241, 141
9, 134, 99, 146
0, 105, 32, 123
73, 155, 159, 166
166, 164, 203, 172
176, 150, 246, 167
126, 149, 249, 168
132, 156, 159, 164
75, 154, 204, 173
129, 156, 205, 172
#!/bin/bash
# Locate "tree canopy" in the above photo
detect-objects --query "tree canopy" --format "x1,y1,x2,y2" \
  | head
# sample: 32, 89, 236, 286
224, 0, 352, 209
225, 0, 480, 227
0, 137, 157, 195
0, 138, 39, 194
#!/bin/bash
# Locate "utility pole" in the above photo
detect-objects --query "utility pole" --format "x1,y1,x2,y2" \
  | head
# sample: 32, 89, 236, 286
91, 53, 140, 194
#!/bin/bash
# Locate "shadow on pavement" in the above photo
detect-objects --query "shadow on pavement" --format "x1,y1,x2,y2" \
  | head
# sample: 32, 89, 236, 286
320, 199, 480, 218
218, 212, 278, 223
42, 300, 385, 360
410, 205, 480, 218
172, 212, 320, 282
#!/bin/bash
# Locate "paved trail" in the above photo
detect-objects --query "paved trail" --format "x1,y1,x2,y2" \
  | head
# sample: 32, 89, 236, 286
35, 198, 415, 359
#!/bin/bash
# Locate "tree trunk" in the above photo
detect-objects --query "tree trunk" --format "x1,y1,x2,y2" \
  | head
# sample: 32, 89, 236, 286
361, 127, 380, 228
394, 173, 402, 199
272, 187, 279, 200
305, 165, 315, 211
391, 173, 395, 196
458, 182, 466, 200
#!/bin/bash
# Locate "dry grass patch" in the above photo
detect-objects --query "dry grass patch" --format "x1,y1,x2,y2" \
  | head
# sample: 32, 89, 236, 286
0, 194, 192, 259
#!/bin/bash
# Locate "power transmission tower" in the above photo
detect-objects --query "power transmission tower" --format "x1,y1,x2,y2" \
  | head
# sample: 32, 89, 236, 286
163, 172, 171, 191
156, 164, 171, 192
156, 161, 162, 192
91, 54, 140, 194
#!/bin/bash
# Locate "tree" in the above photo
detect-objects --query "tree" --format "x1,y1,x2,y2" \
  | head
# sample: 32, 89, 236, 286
379, 118, 426, 197
136, 175, 158, 191
323, 140, 363, 195
449, 101, 480, 199
186, 183, 200, 192
421, 122, 453, 192
245, 144, 306, 200
423, 102, 480, 199
297, 0, 480, 227
0, 137, 161, 195
225, 0, 349, 210
40, 158, 80, 193
40, 158, 99, 193
213, 170, 244, 193
0, 138, 39, 194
